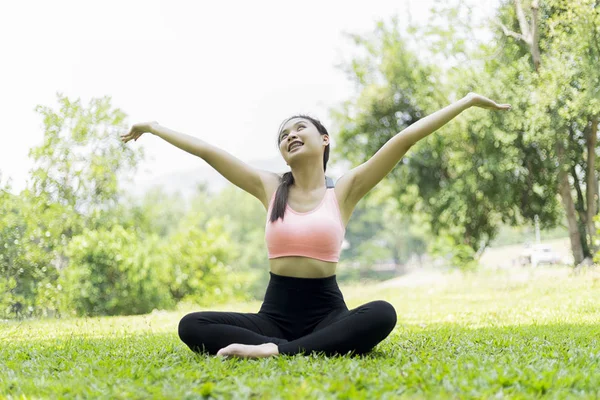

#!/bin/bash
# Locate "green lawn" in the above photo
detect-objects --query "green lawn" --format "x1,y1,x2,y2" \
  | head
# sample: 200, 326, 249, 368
2, 267, 600, 399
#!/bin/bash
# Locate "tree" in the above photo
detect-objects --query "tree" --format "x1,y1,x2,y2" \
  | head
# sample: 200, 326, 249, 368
492, 0, 600, 263
332, 0, 600, 267
28, 93, 143, 216
331, 18, 521, 266
0, 93, 145, 316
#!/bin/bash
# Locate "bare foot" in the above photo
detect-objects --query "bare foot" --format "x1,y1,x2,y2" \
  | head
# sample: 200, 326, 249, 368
216, 343, 279, 359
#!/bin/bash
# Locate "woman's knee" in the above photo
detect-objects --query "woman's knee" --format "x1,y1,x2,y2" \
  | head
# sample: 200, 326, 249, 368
178, 312, 210, 344
178, 313, 195, 343
370, 300, 397, 332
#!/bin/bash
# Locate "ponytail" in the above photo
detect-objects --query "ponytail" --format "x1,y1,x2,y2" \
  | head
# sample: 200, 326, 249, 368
269, 171, 294, 223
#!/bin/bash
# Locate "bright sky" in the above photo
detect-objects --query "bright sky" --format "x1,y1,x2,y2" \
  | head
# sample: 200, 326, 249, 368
0, 0, 497, 195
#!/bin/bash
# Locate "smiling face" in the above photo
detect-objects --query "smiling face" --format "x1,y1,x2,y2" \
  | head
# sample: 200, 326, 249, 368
278, 117, 329, 165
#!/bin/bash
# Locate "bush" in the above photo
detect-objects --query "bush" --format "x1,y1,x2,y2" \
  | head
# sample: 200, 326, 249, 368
164, 213, 254, 306
430, 235, 479, 271
0, 187, 62, 318
61, 226, 173, 316
60, 213, 255, 316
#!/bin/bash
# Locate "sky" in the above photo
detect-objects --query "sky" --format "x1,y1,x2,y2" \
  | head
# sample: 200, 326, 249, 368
0, 0, 499, 195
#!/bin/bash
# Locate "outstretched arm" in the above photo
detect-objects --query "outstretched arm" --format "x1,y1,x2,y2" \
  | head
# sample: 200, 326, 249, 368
342, 93, 511, 206
389, 93, 510, 148
120, 122, 280, 208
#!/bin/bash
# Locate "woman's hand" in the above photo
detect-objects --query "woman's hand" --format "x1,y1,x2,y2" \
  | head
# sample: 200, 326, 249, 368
120, 121, 159, 143
465, 92, 511, 111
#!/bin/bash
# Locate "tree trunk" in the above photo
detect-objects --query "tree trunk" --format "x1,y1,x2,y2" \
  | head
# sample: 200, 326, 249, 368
586, 117, 598, 252
557, 142, 585, 265
513, 0, 541, 71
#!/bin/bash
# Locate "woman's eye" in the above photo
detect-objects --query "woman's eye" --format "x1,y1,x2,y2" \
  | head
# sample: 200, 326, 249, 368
280, 125, 305, 141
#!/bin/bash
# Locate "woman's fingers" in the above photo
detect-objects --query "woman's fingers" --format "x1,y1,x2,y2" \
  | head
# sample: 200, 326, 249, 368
121, 130, 144, 143
481, 100, 511, 110
120, 128, 142, 143
467, 93, 510, 111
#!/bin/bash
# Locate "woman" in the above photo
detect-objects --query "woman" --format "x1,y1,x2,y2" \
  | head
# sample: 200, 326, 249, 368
121, 92, 510, 358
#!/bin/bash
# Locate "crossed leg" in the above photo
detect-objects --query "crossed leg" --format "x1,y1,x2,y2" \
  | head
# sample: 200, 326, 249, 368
178, 300, 397, 358
178, 311, 288, 355
277, 300, 397, 356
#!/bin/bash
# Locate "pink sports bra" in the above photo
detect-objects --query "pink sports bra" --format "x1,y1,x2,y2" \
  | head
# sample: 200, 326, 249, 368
265, 182, 346, 262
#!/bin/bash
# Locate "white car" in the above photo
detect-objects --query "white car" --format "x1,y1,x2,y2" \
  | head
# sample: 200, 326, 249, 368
519, 244, 562, 267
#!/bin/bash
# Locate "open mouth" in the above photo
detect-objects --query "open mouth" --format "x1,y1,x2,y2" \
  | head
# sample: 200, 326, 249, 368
289, 142, 303, 151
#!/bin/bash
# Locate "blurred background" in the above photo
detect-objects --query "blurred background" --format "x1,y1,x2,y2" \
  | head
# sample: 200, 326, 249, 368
1, 0, 598, 319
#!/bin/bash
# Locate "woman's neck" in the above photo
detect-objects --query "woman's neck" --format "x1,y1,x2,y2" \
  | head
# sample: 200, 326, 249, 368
290, 165, 325, 192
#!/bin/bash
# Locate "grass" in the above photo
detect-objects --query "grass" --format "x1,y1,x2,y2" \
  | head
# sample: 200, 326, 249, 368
2, 266, 600, 399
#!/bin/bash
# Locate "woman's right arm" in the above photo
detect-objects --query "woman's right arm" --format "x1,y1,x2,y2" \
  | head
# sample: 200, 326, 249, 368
150, 123, 214, 159
122, 122, 280, 208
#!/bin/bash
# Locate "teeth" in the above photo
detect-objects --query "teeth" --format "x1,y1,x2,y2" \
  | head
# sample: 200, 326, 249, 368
289, 143, 302, 150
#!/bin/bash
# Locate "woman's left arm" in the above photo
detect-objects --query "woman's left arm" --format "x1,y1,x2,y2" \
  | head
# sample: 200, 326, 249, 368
396, 92, 511, 147
342, 92, 511, 206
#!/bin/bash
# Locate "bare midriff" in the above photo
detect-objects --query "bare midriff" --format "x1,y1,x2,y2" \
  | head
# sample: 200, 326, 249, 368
269, 256, 337, 278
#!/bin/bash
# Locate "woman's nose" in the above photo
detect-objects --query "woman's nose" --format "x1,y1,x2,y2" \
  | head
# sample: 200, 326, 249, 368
288, 132, 299, 141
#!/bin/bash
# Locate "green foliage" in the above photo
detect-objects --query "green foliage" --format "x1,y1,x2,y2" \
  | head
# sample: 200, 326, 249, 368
205, 186, 269, 272
0, 93, 149, 317
61, 226, 173, 316
116, 187, 187, 238
340, 181, 427, 271
60, 210, 253, 316
492, 0, 600, 260
0, 182, 29, 316
179, 185, 270, 301
1, 92, 259, 318
164, 212, 247, 306
332, 18, 511, 267
28, 93, 143, 213
333, 0, 600, 267
0, 182, 65, 318
430, 236, 480, 272
543, 0, 600, 116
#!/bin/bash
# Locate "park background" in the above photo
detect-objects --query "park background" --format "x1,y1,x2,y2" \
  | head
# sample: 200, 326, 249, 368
2, 0, 600, 398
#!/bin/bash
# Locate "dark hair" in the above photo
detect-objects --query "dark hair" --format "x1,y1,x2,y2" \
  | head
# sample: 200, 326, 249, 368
269, 114, 330, 223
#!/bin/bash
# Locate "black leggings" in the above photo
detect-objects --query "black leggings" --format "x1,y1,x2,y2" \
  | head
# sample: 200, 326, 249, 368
178, 272, 397, 356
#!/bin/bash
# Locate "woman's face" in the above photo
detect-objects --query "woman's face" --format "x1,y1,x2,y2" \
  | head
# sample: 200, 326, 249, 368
278, 118, 328, 164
